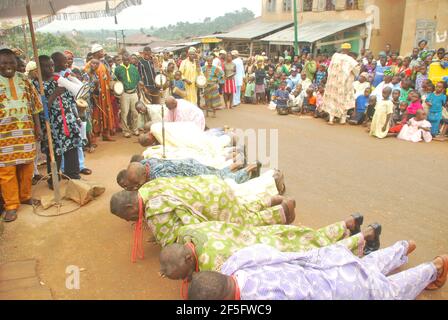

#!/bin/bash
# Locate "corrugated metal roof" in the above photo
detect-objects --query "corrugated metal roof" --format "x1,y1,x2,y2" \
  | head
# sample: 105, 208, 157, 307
214, 18, 294, 40
261, 20, 366, 45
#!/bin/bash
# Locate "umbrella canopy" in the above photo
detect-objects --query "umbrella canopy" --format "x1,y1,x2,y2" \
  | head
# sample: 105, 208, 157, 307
0, 0, 142, 18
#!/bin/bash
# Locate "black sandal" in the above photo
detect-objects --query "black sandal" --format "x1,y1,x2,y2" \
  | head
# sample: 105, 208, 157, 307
80, 168, 92, 175
350, 213, 364, 236
364, 223, 382, 256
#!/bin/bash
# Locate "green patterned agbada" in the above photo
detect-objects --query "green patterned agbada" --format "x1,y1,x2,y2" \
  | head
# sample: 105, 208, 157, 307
176, 221, 364, 272
138, 175, 286, 247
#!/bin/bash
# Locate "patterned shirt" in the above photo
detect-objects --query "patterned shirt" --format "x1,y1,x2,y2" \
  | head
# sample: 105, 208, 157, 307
0, 73, 42, 167
138, 58, 157, 89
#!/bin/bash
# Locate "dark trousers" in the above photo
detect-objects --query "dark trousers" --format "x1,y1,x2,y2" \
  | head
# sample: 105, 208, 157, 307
46, 147, 80, 186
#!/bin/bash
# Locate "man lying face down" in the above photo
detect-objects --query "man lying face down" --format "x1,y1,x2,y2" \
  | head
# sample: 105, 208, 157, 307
110, 175, 296, 247
185, 241, 448, 300
116, 156, 262, 191
159, 214, 383, 282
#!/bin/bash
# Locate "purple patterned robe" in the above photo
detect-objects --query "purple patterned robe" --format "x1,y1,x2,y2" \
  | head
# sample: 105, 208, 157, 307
221, 242, 436, 300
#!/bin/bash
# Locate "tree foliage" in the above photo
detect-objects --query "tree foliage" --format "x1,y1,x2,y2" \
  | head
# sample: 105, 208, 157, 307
150, 8, 255, 40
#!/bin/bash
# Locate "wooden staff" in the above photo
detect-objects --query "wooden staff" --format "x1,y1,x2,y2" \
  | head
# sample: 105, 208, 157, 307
26, 2, 61, 204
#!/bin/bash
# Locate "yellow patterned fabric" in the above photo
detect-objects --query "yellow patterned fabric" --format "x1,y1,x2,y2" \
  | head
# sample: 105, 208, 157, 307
0, 73, 42, 167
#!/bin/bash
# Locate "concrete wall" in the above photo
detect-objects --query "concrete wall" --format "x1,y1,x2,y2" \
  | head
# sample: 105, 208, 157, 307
367, 0, 406, 54
261, 0, 406, 55
400, 0, 448, 55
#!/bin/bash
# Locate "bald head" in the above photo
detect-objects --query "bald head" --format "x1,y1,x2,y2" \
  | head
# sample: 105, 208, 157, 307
159, 243, 196, 280
126, 162, 147, 190
138, 133, 157, 147
116, 169, 128, 189
109, 190, 139, 221
165, 96, 178, 110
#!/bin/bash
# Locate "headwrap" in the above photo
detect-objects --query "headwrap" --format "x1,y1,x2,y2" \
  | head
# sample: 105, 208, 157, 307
384, 69, 395, 77
231, 50, 239, 56
219, 49, 227, 55
285, 56, 292, 61
378, 51, 387, 58
420, 50, 435, 60
341, 43, 351, 50
188, 47, 197, 54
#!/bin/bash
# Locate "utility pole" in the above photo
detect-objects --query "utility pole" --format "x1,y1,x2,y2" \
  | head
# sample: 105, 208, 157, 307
293, 0, 299, 55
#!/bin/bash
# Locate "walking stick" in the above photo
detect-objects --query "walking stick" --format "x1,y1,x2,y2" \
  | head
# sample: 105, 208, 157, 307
27, 4, 61, 204
158, 77, 166, 159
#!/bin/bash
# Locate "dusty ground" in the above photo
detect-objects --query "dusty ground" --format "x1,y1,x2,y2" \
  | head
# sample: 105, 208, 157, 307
1, 104, 447, 300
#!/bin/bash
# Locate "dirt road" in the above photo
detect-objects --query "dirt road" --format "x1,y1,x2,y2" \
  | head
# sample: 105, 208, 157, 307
1, 104, 447, 299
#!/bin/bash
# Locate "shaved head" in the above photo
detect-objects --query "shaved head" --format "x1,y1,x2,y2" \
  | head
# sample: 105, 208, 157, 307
165, 96, 178, 110
138, 133, 157, 147
109, 190, 139, 221
160, 243, 196, 281
116, 169, 128, 189
126, 162, 147, 190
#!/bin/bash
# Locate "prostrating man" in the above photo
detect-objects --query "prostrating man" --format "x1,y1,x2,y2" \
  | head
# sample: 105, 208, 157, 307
40, 54, 82, 189
0, 48, 42, 222
159, 216, 381, 281
86, 44, 115, 141
179, 47, 202, 105
118, 157, 261, 191
187, 242, 448, 300
231, 50, 244, 107
110, 175, 296, 247
165, 96, 205, 131
114, 52, 141, 138
323, 43, 360, 125
138, 46, 160, 104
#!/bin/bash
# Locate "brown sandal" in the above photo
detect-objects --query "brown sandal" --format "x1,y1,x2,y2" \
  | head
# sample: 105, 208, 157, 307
2, 210, 17, 222
426, 255, 448, 290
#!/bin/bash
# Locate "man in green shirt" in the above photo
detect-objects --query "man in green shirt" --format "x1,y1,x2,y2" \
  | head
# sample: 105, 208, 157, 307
114, 53, 141, 138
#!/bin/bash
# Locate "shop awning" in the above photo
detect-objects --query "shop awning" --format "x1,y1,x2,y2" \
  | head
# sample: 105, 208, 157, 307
213, 18, 293, 41
261, 20, 366, 45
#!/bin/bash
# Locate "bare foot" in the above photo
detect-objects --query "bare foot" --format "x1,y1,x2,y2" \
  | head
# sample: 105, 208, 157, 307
433, 257, 445, 276
345, 216, 357, 232
269, 195, 284, 206
406, 240, 417, 256
281, 199, 296, 224
273, 170, 286, 195
362, 226, 376, 241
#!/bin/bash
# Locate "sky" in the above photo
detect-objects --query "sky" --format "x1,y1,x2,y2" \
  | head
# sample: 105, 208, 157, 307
38, 0, 262, 32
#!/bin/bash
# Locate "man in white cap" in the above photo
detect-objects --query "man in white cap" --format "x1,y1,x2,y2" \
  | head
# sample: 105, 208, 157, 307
231, 50, 244, 107
87, 43, 116, 141
179, 47, 202, 105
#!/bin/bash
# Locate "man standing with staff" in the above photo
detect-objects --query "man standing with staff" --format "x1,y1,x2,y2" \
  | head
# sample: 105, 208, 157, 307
0, 48, 42, 222
179, 47, 202, 106
114, 52, 140, 138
